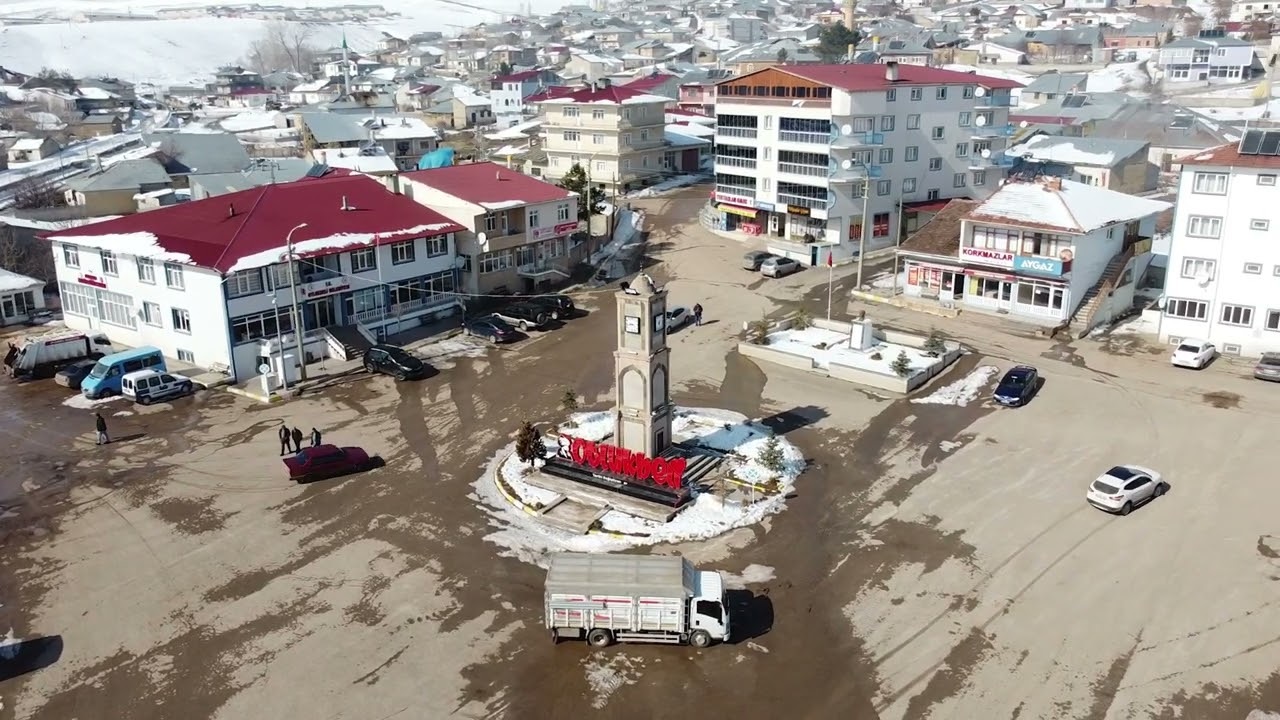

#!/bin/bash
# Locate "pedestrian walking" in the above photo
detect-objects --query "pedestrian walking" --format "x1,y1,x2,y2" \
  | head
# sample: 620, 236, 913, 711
310, 427, 322, 447
278, 423, 291, 456
94, 412, 109, 446
693, 303, 704, 326
290, 426, 303, 454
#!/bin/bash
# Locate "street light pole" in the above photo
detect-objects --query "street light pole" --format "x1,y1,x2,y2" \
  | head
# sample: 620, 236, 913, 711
284, 222, 309, 382
855, 174, 871, 290
890, 198, 904, 298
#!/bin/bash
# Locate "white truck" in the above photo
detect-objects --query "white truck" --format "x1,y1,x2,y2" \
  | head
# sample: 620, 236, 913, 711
4, 329, 115, 379
545, 552, 731, 648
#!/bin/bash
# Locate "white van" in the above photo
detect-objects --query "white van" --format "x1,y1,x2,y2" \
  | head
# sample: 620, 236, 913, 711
122, 370, 194, 405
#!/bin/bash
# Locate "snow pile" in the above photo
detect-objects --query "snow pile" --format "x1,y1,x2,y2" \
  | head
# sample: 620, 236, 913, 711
723, 564, 776, 589
1105, 312, 1161, 337
62, 394, 125, 410
870, 271, 905, 290
472, 408, 806, 562
768, 326, 940, 376
582, 654, 642, 709
911, 366, 999, 407
220, 110, 282, 133
628, 174, 707, 198
1086, 62, 1150, 93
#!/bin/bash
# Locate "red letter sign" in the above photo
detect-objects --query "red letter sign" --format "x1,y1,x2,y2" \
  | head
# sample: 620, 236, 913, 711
562, 438, 685, 490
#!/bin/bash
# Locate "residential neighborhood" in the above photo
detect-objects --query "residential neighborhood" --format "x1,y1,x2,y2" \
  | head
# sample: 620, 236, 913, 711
1, 1, 1280, 719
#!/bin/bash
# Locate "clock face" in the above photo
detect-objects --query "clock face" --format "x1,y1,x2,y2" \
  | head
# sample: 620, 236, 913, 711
654, 313, 665, 332
625, 316, 640, 333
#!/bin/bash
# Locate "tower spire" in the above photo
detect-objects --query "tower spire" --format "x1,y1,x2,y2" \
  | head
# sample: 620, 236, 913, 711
341, 30, 351, 99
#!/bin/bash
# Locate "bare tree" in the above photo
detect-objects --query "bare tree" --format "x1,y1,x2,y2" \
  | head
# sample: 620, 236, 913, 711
244, 21, 319, 74
1210, 0, 1232, 26
0, 225, 55, 281
1184, 16, 1204, 38
1248, 19, 1272, 40
10, 174, 63, 210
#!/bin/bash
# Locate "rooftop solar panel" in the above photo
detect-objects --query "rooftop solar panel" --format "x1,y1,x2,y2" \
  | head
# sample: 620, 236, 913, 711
1240, 129, 1264, 154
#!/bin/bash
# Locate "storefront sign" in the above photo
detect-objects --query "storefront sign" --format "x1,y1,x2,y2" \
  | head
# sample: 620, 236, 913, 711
714, 191, 752, 206
76, 273, 107, 289
754, 201, 775, 212
786, 205, 811, 216
530, 221, 580, 241
1014, 255, 1065, 276
568, 438, 688, 490
303, 279, 350, 298
959, 246, 1015, 268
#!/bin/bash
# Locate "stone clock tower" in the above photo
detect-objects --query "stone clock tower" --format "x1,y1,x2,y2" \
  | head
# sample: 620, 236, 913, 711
613, 274, 672, 458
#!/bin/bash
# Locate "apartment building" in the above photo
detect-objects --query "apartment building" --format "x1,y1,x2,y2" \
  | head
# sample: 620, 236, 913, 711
1160, 131, 1280, 357
539, 82, 671, 193
711, 62, 1023, 265
1156, 34, 1257, 83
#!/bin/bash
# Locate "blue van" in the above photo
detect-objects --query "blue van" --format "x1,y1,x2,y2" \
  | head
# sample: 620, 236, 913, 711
81, 347, 166, 399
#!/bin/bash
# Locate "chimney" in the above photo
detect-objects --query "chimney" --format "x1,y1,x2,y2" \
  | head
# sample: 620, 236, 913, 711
227, 203, 235, 217
885, 61, 899, 82
341, 195, 350, 210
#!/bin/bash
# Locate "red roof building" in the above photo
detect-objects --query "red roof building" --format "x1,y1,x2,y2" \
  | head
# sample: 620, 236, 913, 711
726, 63, 1025, 93
623, 73, 677, 93
403, 161, 575, 208
538, 84, 670, 106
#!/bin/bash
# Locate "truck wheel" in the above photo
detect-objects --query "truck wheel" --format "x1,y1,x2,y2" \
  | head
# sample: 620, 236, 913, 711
587, 629, 613, 648
689, 630, 712, 648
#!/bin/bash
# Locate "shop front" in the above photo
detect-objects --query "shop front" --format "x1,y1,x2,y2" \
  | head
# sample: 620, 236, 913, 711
712, 190, 763, 235
957, 246, 1073, 323
901, 260, 965, 305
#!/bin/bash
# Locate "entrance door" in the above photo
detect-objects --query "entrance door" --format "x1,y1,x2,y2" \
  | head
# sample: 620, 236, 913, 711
307, 297, 338, 329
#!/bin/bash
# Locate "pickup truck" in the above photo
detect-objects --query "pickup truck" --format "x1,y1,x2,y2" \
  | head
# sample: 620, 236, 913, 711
545, 552, 731, 648
492, 302, 549, 331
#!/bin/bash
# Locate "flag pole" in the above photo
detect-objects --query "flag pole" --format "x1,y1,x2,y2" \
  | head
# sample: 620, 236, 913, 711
826, 249, 834, 321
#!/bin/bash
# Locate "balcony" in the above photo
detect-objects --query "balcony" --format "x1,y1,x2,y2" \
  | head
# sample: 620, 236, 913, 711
776, 193, 827, 210
828, 160, 882, 182
970, 123, 1015, 139
518, 262, 570, 279
967, 154, 1015, 170
715, 155, 758, 170
714, 184, 756, 202
352, 295, 455, 325
716, 126, 758, 142
778, 130, 829, 145
777, 162, 828, 179
829, 129, 884, 149
973, 94, 1013, 107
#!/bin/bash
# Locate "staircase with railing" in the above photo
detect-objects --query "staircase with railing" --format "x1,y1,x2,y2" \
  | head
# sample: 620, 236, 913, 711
1067, 245, 1136, 338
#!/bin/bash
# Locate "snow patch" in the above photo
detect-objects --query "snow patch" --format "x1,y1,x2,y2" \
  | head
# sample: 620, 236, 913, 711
0, 629, 22, 660
723, 564, 776, 589
870, 271, 905, 290
1086, 61, 1151, 93
113, 410, 135, 417
768, 326, 939, 377
628, 174, 707, 198
62, 394, 126, 410
582, 654, 642, 709
911, 366, 999, 407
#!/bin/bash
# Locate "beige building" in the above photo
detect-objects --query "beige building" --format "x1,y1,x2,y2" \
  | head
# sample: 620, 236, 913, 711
539, 82, 671, 194
1005, 135, 1156, 195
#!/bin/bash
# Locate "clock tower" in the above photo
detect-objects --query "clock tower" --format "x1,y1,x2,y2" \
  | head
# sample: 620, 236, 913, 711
613, 274, 672, 458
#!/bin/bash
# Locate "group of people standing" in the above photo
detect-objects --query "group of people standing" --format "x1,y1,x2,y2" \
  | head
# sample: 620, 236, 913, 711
279, 423, 323, 455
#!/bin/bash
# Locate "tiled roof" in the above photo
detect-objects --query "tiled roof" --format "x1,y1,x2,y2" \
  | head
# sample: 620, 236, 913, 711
538, 84, 670, 105
729, 63, 1024, 92
966, 177, 1170, 234
524, 85, 579, 103
899, 199, 979, 257
624, 73, 676, 91
1180, 143, 1280, 169
403, 161, 574, 209
43, 173, 463, 273
493, 69, 544, 83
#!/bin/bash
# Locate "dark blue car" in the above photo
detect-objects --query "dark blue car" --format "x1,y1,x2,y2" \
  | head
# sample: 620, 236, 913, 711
993, 365, 1038, 407
464, 314, 518, 344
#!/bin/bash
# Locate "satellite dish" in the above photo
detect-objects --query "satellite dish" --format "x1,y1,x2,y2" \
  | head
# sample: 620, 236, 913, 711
1019, 120, 1029, 128
841, 159, 853, 169
974, 86, 987, 97
453, 256, 467, 269
975, 115, 987, 126
981, 148, 992, 158
1195, 271, 1211, 287
477, 231, 489, 251
841, 124, 853, 135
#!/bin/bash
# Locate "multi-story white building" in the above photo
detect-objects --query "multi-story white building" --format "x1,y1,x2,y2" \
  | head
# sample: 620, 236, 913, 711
489, 68, 563, 128
539, 82, 671, 194
1160, 132, 1280, 356
1156, 36, 1257, 84
710, 62, 1023, 265
43, 173, 464, 382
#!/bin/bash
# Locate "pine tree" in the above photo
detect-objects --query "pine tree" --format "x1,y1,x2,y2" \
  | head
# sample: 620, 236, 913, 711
560, 389, 580, 412
890, 350, 913, 378
515, 420, 544, 465
557, 163, 606, 220
758, 433, 785, 473
923, 329, 947, 355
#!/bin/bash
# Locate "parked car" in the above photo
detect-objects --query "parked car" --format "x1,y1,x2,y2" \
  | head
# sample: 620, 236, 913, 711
742, 250, 775, 271
993, 365, 1038, 407
760, 256, 802, 278
364, 344, 428, 381
121, 370, 194, 405
464, 314, 518, 344
525, 294, 576, 321
666, 306, 692, 329
493, 302, 550, 331
1171, 339, 1215, 369
1086, 465, 1167, 516
1253, 353, 1280, 382
283, 444, 374, 484
54, 358, 99, 390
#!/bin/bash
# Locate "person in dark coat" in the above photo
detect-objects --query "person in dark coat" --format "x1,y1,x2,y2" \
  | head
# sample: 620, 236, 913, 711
290, 426, 303, 453
310, 427, 322, 447
693, 303, 704, 326
95, 412, 109, 445
278, 423, 291, 456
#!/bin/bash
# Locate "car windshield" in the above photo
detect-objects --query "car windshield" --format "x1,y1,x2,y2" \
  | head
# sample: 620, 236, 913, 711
88, 361, 109, 379
1261, 355, 1280, 367
1177, 344, 1201, 353
489, 318, 514, 330
1093, 481, 1119, 494
385, 348, 413, 363
1106, 466, 1136, 481
1002, 372, 1028, 388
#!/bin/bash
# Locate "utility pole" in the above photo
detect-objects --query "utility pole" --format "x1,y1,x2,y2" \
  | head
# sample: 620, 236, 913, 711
890, 198, 904, 297
855, 174, 870, 290
284, 222, 309, 382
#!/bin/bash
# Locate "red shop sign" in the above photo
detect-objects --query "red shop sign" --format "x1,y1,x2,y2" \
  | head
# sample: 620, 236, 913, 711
76, 273, 107, 289
569, 437, 688, 490
553, 221, 578, 235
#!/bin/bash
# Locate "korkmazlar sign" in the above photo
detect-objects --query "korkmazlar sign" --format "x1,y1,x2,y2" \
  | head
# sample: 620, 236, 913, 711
569, 438, 687, 490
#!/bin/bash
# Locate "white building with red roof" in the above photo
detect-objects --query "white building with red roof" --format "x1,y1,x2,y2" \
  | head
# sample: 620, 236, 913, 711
401, 162, 581, 295
42, 172, 465, 382
538, 81, 672, 193
711, 62, 1025, 265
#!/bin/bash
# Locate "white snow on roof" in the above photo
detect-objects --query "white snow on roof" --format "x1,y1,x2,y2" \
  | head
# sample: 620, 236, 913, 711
0, 267, 42, 293
292, 79, 332, 93
491, 143, 529, 157
541, 92, 670, 106
665, 126, 710, 146
479, 199, 527, 211
227, 223, 458, 273
361, 115, 438, 139
1005, 136, 1132, 167
486, 117, 544, 140
970, 178, 1171, 234
666, 122, 714, 137
0, 214, 121, 231
311, 147, 399, 174
220, 109, 281, 133
49, 231, 196, 264
11, 138, 46, 150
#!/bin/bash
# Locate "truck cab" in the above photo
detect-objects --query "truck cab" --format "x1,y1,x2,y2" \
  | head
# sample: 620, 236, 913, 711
689, 570, 730, 646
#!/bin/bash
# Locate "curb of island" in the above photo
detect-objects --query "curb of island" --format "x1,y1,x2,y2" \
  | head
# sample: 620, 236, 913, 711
493, 454, 651, 538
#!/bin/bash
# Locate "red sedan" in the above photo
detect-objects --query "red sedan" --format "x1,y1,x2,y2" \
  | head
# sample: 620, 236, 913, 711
283, 444, 374, 484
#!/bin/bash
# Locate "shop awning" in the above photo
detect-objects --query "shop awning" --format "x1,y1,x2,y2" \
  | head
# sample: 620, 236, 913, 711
964, 268, 1016, 281
718, 204, 757, 218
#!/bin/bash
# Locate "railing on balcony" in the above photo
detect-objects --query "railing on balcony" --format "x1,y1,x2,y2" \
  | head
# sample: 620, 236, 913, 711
352, 296, 454, 325
777, 162, 827, 178
718, 96, 831, 108
829, 129, 885, 148
776, 193, 827, 209
828, 160, 881, 181
974, 94, 1013, 107
518, 262, 570, 278
715, 185, 756, 201
715, 155, 758, 170
717, 127, 758, 139
971, 123, 1015, 138
778, 130, 828, 144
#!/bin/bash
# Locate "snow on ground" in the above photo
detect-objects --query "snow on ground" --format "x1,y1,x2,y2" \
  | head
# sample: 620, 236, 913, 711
112, 410, 134, 417
1105, 312, 1161, 337
472, 408, 805, 563
911, 366, 999, 407
1086, 62, 1151, 93
870, 271, 905, 290
941, 64, 1033, 85
581, 653, 643, 710
1198, 98, 1280, 122
61, 393, 124, 410
628, 174, 707, 198
723, 564, 776, 589
407, 336, 490, 369
768, 326, 937, 376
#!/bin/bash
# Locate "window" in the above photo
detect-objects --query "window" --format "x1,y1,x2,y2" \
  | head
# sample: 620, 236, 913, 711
929, 157, 942, 171
485, 214, 498, 232
557, 203, 571, 222
955, 142, 969, 158
595, 161, 605, 172
1192, 172, 1228, 194
624, 159, 632, 169
1165, 298, 1208, 320
137, 257, 155, 283
227, 268, 264, 297
63, 244, 79, 269
1220, 304, 1253, 327
563, 107, 579, 117
350, 247, 376, 272
958, 111, 971, 127
479, 249, 513, 274
1016, 281, 1065, 311
142, 301, 162, 326
910, 87, 922, 101
906, 114, 920, 130
177, 349, 195, 363
424, 234, 447, 257
1259, 174, 1277, 186
886, 88, 896, 102
851, 117, 874, 133
171, 307, 191, 333
391, 240, 416, 264
591, 108, 604, 119
1223, 343, 1242, 355
1266, 309, 1280, 331
931, 126, 945, 140
880, 115, 895, 132
562, 130, 580, 142
954, 172, 967, 188
231, 310, 293, 346
1180, 257, 1216, 279
164, 262, 184, 290
99, 288, 136, 329
529, 209, 541, 228
905, 146, 919, 162
963, 86, 975, 99
926, 189, 940, 200
592, 133, 604, 145
903, 178, 917, 193
622, 133, 631, 147
1244, 262, 1263, 274
1186, 215, 1222, 238
973, 170, 986, 186
879, 147, 893, 164
936, 87, 947, 100
59, 281, 92, 317
1251, 219, 1270, 231
100, 250, 118, 276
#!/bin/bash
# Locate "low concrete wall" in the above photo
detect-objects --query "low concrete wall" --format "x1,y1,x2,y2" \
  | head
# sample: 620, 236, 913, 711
737, 341, 818, 371
849, 290, 963, 318
827, 360, 907, 392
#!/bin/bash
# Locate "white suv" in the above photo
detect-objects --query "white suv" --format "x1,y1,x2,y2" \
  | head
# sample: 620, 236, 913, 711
122, 369, 194, 405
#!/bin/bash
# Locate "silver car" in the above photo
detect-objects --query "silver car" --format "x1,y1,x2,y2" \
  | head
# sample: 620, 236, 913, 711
1254, 352, 1280, 382
742, 250, 775, 270
760, 256, 802, 278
